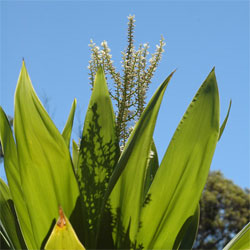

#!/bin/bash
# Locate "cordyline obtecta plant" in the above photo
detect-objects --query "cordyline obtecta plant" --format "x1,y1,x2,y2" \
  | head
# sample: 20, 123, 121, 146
0, 61, 249, 250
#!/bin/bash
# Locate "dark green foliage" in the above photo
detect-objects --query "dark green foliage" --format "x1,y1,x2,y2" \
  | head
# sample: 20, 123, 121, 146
0, 231, 11, 250
77, 103, 119, 248
194, 171, 250, 250
0, 116, 13, 160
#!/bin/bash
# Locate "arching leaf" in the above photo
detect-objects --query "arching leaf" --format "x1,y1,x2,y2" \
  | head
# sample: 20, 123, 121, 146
62, 99, 77, 148
0, 178, 26, 250
14, 61, 81, 248
218, 99, 232, 141
223, 222, 250, 250
0, 107, 36, 249
108, 71, 175, 245
76, 67, 119, 248
137, 68, 220, 249
144, 140, 159, 197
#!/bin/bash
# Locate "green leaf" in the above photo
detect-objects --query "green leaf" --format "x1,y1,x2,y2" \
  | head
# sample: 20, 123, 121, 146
0, 178, 26, 250
137, 68, 220, 249
45, 207, 85, 250
72, 139, 79, 174
108, 71, 175, 244
223, 222, 250, 250
0, 106, 36, 249
177, 204, 200, 250
0, 228, 12, 250
144, 140, 159, 197
62, 99, 77, 148
14, 61, 81, 248
76, 67, 119, 248
218, 99, 232, 141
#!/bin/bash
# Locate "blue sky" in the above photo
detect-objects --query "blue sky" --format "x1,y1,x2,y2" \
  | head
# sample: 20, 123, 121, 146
0, 1, 249, 188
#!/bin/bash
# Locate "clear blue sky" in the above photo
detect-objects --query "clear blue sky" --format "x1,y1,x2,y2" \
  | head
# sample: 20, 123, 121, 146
0, 1, 249, 188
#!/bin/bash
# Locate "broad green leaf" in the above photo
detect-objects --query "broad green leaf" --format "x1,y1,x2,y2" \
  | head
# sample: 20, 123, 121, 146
223, 222, 250, 250
109, 71, 175, 244
0, 178, 26, 250
137, 68, 220, 249
14, 61, 81, 248
62, 99, 77, 148
218, 99, 232, 141
144, 140, 159, 197
45, 207, 85, 250
0, 107, 36, 249
76, 67, 119, 248
177, 204, 200, 250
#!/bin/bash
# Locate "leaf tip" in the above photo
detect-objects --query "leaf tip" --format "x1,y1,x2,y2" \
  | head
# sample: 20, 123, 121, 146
57, 206, 66, 228
20, 58, 28, 75
205, 67, 216, 81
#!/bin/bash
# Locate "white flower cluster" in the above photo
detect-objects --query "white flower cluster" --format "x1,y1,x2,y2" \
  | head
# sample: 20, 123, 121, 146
88, 39, 103, 86
127, 14, 136, 22
87, 15, 165, 148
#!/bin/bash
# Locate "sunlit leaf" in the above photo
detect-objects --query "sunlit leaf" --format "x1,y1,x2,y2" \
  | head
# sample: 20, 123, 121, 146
108, 71, 175, 245
223, 222, 250, 250
45, 207, 85, 250
14, 61, 81, 248
176, 204, 200, 250
144, 140, 159, 197
62, 99, 77, 148
76, 67, 119, 248
137, 68, 220, 249
218, 99, 232, 141
72, 139, 79, 174
0, 178, 26, 250
0, 106, 36, 249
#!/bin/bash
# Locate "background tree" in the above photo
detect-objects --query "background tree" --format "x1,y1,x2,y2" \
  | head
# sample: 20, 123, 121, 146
194, 171, 250, 250
88, 15, 165, 147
